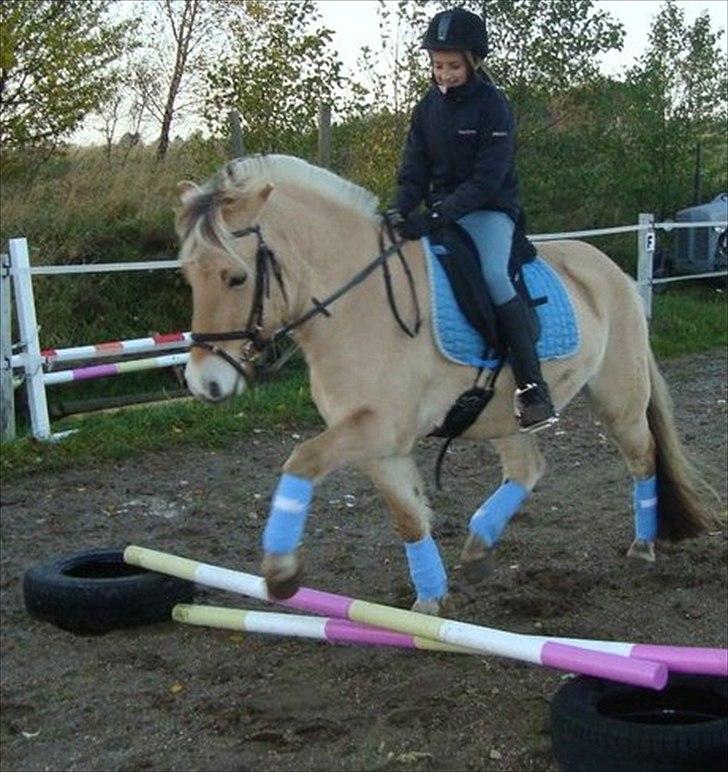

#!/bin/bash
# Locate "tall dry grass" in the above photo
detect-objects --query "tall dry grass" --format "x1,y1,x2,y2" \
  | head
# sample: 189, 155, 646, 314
1, 139, 228, 347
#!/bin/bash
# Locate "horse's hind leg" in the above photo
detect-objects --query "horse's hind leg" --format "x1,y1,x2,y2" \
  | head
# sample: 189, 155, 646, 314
460, 433, 546, 584
359, 455, 448, 615
585, 362, 658, 562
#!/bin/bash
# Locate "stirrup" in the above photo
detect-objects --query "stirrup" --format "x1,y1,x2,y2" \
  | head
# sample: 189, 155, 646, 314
514, 383, 559, 434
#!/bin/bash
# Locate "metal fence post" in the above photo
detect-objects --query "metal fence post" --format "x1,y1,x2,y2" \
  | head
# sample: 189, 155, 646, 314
1, 252, 15, 440
8, 238, 51, 439
637, 213, 655, 320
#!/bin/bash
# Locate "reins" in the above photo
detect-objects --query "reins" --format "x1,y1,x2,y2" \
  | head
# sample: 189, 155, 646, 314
190, 217, 421, 376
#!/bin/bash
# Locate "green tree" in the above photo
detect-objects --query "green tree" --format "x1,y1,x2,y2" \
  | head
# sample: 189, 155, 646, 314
340, 1, 625, 219
127, 0, 241, 161
444, 0, 624, 144
340, 2, 431, 201
203, 0, 343, 157
0, 0, 136, 149
620, 1, 727, 217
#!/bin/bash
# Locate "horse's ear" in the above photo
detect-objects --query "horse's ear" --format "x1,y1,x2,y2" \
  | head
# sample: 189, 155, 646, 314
240, 181, 274, 218
177, 180, 198, 204
260, 182, 275, 203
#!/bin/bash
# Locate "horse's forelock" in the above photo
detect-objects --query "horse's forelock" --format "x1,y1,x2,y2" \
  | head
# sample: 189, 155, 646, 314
179, 182, 241, 263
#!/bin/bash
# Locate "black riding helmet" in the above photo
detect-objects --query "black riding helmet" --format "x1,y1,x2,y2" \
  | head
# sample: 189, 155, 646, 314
421, 7, 488, 58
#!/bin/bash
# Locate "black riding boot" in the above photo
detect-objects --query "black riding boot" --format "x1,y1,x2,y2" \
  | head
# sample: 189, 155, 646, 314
495, 296, 558, 433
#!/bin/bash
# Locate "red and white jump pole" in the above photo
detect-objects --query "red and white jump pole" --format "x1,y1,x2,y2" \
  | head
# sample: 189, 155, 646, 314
11, 331, 191, 370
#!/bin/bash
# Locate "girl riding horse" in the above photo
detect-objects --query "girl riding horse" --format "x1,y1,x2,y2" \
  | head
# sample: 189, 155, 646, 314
388, 7, 557, 433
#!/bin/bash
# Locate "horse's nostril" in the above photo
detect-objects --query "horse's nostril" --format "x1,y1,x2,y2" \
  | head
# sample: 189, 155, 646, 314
208, 380, 221, 400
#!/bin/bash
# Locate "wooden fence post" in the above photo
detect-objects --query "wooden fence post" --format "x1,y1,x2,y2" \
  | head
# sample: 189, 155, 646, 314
1, 252, 15, 440
228, 110, 245, 158
318, 103, 331, 168
8, 238, 51, 439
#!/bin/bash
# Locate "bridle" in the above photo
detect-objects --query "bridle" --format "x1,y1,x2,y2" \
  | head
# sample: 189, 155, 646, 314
190, 217, 422, 379
189, 224, 285, 376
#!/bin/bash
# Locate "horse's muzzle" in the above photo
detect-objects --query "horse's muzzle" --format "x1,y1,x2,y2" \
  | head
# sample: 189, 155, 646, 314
184, 354, 249, 403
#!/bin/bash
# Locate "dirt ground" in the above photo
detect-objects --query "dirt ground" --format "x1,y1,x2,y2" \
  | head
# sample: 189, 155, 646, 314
1, 350, 726, 772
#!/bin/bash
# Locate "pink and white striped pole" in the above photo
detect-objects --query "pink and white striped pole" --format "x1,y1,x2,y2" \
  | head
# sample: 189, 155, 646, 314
172, 606, 728, 679
173, 604, 472, 653
124, 546, 681, 690
11, 331, 191, 369
42, 352, 189, 385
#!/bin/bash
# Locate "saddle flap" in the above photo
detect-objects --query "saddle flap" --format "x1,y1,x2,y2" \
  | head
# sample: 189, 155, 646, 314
430, 224, 503, 355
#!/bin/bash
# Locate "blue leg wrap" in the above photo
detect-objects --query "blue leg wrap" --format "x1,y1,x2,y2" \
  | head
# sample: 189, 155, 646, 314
469, 479, 529, 547
404, 535, 448, 602
262, 473, 314, 554
633, 475, 658, 541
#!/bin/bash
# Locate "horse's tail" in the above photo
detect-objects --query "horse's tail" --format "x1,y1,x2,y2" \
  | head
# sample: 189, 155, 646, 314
647, 348, 722, 540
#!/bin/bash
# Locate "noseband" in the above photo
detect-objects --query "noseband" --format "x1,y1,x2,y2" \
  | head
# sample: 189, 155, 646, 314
190, 218, 421, 380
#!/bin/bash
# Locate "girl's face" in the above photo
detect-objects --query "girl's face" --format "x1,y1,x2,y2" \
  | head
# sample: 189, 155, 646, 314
431, 50, 469, 90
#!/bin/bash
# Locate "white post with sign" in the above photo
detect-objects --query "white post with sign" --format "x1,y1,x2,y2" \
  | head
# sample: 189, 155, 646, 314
637, 213, 655, 320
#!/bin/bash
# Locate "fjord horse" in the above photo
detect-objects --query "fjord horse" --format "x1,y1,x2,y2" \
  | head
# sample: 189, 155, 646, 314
178, 155, 717, 615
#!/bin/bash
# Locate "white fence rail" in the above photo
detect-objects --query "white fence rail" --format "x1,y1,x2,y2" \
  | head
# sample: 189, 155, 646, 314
2, 214, 726, 442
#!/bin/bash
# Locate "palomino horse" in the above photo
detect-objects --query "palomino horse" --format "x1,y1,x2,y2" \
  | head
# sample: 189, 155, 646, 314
178, 155, 717, 615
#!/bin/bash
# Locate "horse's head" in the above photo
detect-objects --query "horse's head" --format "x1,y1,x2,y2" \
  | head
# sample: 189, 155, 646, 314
177, 154, 380, 403
177, 163, 278, 403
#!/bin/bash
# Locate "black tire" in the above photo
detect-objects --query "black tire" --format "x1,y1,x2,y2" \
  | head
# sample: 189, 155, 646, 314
550, 674, 728, 772
23, 547, 195, 634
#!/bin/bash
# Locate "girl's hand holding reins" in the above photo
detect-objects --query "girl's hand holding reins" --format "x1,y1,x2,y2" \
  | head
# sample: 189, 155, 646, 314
397, 208, 444, 240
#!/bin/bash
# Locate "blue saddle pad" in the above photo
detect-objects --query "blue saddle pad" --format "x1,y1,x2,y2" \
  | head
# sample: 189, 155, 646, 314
423, 238, 581, 369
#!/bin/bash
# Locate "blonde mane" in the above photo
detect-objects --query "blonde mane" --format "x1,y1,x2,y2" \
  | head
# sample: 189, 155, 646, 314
228, 155, 379, 217
178, 154, 379, 262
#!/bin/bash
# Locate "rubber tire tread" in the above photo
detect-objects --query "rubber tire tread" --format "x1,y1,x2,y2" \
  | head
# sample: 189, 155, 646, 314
550, 674, 728, 772
23, 548, 195, 634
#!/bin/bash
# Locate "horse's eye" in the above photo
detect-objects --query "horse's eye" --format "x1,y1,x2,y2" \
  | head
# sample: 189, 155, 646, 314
228, 274, 247, 288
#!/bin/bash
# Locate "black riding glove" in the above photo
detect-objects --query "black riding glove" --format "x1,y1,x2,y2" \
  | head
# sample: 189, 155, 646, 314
397, 209, 444, 240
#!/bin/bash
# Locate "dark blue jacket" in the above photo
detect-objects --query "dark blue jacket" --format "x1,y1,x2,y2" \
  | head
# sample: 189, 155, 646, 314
393, 75, 521, 224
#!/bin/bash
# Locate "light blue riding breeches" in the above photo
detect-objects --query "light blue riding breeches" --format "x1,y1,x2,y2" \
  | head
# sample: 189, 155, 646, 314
457, 210, 516, 305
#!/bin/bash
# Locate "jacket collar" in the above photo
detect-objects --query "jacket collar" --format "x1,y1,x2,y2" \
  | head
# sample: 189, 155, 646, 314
430, 74, 482, 101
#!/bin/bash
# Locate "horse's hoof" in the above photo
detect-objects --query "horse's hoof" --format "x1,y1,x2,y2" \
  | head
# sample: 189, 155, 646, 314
627, 539, 656, 563
460, 533, 492, 585
461, 556, 493, 585
266, 575, 302, 600
411, 595, 450, 617
262, 552, 304, 599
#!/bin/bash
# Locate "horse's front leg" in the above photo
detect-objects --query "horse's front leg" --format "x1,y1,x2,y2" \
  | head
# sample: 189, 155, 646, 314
359, 455, 448, 616
261, 408, 401, 599
461, 433, 546, 584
